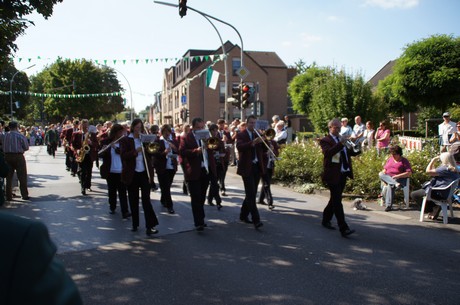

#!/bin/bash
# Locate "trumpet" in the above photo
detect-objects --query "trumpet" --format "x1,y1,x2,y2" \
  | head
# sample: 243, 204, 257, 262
339, 135, 361, 153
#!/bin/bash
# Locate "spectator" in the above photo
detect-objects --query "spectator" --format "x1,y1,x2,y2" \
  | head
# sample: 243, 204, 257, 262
375, 121, 391, 155
273, 120, 287, 145
362, 121, 375, 151
284, 115, 293, 144
379, 145, 412, 212
438, 112, 456, 152
351, 116, 365, 145
411, 152, 460, 220
339, 118, 354, 138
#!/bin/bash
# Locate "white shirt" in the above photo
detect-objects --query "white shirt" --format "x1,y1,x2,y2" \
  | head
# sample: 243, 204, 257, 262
130, 135, 146, 172
353, 123, 365, 138
439, 121, 456, 146
161, 136, 174, 170
340, 125, 354, 138
110, 143, 122, 173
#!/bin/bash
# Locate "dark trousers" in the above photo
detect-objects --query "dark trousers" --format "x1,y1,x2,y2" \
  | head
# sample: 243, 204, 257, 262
127, 171, 159, 229
411, 188, 438, 214
187, 168, 210, 227
323, 173, 349, 232
65, 149, 72, 169
217, 161, 228, 192
69, 151, 78, 174
158, 169, 175, 209
180, 163, 188, 194
258, 168, 274, 204
207, 173, 221, 204
5, 153, 28, 200
78, 156, 93, 189
107, 172, 129, 214
241, 163, 261, 223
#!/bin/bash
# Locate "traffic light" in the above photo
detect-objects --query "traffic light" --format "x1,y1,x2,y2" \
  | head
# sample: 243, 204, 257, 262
231, 85, 241, 109
179, 0, 187, 18
241, 84, 253, 109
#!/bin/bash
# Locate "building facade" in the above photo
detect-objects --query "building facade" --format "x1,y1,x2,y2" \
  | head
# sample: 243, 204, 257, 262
154, 41, 288, 126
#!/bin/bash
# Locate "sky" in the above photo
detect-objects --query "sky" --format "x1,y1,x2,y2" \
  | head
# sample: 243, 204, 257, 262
12, 0, 460, 113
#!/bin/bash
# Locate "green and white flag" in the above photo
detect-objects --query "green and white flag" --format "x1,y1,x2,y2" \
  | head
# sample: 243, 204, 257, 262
206, 67, 220, 90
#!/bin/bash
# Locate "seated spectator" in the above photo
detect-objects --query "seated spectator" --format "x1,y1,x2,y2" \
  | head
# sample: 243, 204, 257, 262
411, 152, 460, 220
379, 145, 412, 211
273, 120, 287, 145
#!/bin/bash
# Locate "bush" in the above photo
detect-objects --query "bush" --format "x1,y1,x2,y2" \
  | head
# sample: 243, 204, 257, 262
273, 141, 438, 197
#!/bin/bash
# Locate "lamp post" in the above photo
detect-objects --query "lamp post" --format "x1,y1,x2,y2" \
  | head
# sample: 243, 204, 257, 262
154, 1, 245, 122
10, 64, 36, 120
97, 63, 134, 121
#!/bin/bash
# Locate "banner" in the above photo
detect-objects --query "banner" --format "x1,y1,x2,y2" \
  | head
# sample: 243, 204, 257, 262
206, 67, 220, 90
0, 90, 123, 98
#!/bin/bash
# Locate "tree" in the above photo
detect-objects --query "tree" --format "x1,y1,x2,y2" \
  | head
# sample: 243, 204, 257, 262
0, 0, 63, 69
0, 61, 31, 120
29, 59, 125, 123
376, 34, 460, 112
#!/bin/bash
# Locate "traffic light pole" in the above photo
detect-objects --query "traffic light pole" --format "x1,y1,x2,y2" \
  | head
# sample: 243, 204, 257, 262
154, 1, 245, 122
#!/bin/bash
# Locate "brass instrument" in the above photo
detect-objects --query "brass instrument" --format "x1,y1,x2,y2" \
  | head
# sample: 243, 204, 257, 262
263, 128, 276, 141
205, 136, 220, 150
339, 135, 361, 153
193, 129, 211, 174
76, 131, 90, 163
140, 134, 157, 182
253, 128, 280, 161
146, 142, 161, 154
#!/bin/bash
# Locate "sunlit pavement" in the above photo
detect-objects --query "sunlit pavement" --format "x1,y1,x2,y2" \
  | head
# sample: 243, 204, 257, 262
2, 146, 460, 305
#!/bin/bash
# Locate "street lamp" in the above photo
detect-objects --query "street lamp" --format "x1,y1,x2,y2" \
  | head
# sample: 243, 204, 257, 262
10, 64, 36, 120
96, 63, 134, 121
154, 1, 245, 121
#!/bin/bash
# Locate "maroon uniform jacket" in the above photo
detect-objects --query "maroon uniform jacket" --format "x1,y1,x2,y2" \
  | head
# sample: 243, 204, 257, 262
119, 136, 155, 185
236, 129, 267, 177
319, 134, 359, 186
179, 130, 205, 181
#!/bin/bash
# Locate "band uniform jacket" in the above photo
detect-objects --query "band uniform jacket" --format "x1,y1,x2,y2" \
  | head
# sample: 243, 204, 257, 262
152, 138, 179, 175
261, 139, 279, 170
236, 129, 267, 177
119, 136, 155, 185
70, 131, 98, 162
179, 131, 205, 181
207, 136, 226, 178
319, 134, 360, 186
218, 130, 232, 164
98, 137, 117, 179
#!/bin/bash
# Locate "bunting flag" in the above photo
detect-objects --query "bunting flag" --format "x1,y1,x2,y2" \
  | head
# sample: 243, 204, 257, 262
0, 90, 123, 98
206, 67, 220, 90
8, 54, 227, 65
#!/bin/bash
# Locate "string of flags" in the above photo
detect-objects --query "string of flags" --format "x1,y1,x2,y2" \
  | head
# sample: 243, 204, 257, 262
9, 54, 227, 65
0, 90, 123, 98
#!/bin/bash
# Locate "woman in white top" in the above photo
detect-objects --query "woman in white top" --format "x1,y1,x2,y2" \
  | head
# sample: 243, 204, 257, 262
362, 121, 375, 151
273, 120, 287, 145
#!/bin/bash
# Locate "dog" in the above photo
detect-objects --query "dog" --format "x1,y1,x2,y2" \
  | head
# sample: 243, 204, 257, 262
352, 198, 367, 210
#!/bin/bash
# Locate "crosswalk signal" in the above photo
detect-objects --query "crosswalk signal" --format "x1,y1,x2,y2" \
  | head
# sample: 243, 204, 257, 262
179, 0, 187, 18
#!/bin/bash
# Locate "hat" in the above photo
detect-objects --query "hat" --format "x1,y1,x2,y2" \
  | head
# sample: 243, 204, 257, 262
443, 112, 450, 117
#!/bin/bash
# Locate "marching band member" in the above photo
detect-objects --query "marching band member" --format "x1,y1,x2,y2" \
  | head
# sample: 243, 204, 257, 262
217, 119, 232, 196
71, 119, 98, 195
236, 115, 267, 229
152, 124, 178, 214
206, 124, 224, 209
258, 136, 279, 210
120, 119, 159, 236
99, 123, 130, 218
61, 120, 79, 175
179, 124, 191, 195
179, 117, 210, 231
149, 124, 160, 191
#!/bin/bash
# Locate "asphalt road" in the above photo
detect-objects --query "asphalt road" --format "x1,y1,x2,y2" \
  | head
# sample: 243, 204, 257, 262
2, 146, 460, 305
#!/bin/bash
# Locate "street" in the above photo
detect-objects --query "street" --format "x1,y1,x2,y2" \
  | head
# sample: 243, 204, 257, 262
2, 146, 460, 305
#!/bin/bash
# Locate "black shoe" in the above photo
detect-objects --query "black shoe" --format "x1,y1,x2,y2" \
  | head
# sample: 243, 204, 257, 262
221, 191, 227, 196
322, 221, 336, 230
168, 208, 175, 214
81, 189, 86, 195
122, 212, 131, 219
109, 210, 116, 215
71, 173, 76, 177
131, 226, 138, 232
268, 204, 275, 210
22, 196, 30, 201
385, 206, 392, 212
217, 203, 222, 210
207, 200, 215, 206
240, 217, 253, 224
258, 201, 267, 205
254, 222, 264, 229
341, 229, 355, 238
196, 225, 205, 231
146, 228, 159, 236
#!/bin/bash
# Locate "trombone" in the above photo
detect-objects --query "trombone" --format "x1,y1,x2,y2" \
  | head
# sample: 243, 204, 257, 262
98, 135, 126, 155
140, 134, 157, 182
253, 128, 281, 161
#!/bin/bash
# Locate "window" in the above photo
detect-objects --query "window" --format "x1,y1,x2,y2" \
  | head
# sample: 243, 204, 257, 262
232, 58, 241, 76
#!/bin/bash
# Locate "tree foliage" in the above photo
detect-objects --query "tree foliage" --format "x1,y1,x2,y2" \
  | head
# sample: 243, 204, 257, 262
0, 0, 63, 69
288, 65, 382, 132
375, 34, 460, 112
29, 59, 125, 123
0, 61, 31, 120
